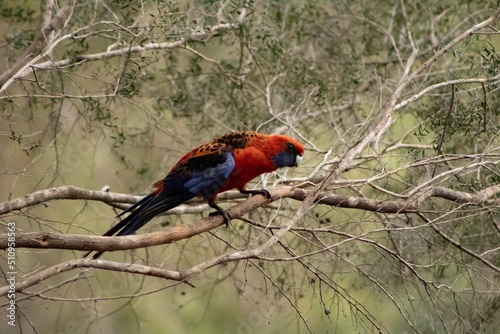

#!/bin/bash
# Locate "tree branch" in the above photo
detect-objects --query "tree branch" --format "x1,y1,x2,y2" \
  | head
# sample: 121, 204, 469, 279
1, 21, 243, 93
395, 73, 500, 110
0, 185, 137, 215
2, 185, 497, 251
0, 0, 76, 91
416, 212, 500, 275
0, 258, 193, 297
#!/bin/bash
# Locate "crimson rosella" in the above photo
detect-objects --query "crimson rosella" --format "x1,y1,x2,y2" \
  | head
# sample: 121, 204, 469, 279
88, 131, 304, 259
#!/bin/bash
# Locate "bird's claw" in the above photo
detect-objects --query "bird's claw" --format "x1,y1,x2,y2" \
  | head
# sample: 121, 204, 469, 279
240, 188, 272, 199
209, 209, 232, 227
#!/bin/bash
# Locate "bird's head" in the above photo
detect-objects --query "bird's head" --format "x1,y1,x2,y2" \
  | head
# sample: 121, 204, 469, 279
268, 135, 305, 169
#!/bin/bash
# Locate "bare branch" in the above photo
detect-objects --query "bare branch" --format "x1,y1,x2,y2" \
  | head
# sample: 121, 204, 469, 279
2, 183, 498, 252
0, 190, 275, 251
0, 185, 136, 215
0, 258, 192, 297
0, 0, 76, 90
396, 73, 500, 110
2, 21, 243, 93
416, 212, 500, 275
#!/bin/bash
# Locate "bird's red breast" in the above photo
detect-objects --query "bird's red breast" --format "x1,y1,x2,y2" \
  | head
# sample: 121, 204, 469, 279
217, 132, 304, 192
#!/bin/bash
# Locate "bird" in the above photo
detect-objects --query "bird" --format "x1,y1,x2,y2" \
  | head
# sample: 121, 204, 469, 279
87, 131, 304, 259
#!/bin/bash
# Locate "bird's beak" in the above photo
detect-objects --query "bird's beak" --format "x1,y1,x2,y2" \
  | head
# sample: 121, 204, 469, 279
295, 154, 303, 166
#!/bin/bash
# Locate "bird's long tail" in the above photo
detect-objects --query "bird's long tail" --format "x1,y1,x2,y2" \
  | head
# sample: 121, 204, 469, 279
85, 193, 155, 259
86, 189, 195, 259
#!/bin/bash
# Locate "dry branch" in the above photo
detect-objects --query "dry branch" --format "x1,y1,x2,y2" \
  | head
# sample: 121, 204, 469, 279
0, 19, 243, 94
0, 258, 192, 297
2, 185, 497, 252
0, 0, 76, 90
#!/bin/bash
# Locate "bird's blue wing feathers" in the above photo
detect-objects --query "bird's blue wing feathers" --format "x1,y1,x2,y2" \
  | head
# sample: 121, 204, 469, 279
89, 145, 235, 259
115, 150, 234, 234
182, 152, 235, 198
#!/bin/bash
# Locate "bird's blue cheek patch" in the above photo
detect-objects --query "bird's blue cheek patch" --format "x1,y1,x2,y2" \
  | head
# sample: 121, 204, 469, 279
271, 151, 296, 168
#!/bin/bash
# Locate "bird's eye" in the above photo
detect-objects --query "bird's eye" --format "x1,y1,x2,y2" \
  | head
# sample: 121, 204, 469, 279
286, 143, 295, 151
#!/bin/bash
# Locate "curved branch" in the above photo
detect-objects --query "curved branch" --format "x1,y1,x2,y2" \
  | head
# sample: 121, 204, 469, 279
0, 191, 276, 251
395, 72, 500, 110
0, 184, 283, 215
2, 185, 497, 251
0, 258, 193, 297
416, 212, 500, 275
0, 0, 76, 91
0, 185, 138, 215
3, 21, 242, 93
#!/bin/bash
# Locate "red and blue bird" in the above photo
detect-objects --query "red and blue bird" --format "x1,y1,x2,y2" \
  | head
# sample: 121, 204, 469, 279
89, 131, 304, 259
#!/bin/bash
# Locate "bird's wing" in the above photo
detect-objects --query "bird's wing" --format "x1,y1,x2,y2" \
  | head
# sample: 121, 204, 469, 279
171, 142, 235, 198
115, 142, 235, 236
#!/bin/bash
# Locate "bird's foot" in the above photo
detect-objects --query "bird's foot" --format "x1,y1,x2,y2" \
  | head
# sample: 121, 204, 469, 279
240, 188, 271, 199
209, 209, 232, 227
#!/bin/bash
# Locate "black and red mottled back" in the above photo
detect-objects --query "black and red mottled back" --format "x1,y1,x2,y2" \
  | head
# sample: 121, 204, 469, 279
213, 131, 263, 149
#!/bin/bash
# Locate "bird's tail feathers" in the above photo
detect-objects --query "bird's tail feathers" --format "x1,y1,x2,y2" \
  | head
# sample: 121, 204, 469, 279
102, 193, 155, 237
85, 193, 155, 259
87, 189, 196, 259
116, 193, 154, 218
116, 190, 194, 237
